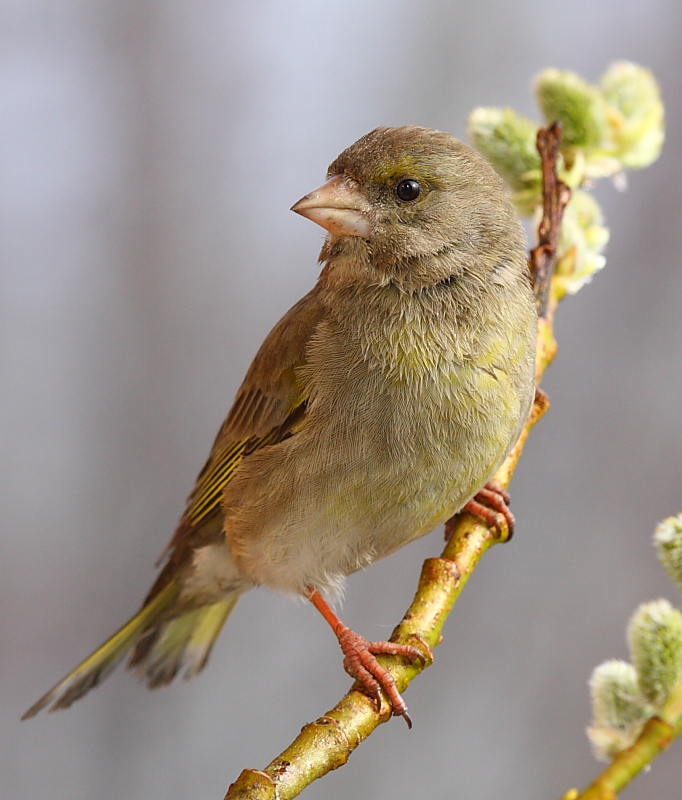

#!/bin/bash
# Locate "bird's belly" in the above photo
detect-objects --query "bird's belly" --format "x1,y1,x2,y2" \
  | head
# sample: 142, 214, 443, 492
225, 366, 526, 598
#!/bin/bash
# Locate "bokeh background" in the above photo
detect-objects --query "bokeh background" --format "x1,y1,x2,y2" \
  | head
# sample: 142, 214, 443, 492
3, 2, 682, 799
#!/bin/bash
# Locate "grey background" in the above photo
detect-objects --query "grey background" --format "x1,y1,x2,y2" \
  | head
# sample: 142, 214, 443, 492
3, 1, 681, 799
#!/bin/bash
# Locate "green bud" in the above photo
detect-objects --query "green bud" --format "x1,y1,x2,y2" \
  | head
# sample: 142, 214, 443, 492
467, 107, 541, 213
590, 660, 651, 729
535, 68, 609, 150
653, 514, 682, 593
554, 190, 609, 295
600, 61, 664, 169
587, 660, 653, 761
627, 599, 682, 707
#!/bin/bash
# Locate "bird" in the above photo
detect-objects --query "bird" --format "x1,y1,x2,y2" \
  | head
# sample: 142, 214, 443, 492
23, 126, 537, 726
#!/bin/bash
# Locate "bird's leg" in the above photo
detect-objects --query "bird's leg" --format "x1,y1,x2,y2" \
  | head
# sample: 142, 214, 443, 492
446, 480, 515, 540
307, 589, 425, 728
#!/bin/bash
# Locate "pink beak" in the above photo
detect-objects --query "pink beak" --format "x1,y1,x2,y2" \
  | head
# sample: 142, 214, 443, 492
291, 174, 371, 239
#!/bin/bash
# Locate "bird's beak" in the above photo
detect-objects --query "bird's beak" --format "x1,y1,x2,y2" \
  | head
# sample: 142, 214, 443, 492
291, 175, 371, 239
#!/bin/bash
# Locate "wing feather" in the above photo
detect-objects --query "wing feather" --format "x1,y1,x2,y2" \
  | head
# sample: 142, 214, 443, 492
159, 288, 324, 561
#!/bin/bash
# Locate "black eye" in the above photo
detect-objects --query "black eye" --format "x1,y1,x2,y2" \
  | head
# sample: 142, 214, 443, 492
395, 178, 422, 202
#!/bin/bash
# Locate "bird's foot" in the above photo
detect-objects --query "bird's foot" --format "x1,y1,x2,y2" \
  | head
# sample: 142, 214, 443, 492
446, 480, 515, 540
308, 588, 426, 727
336, 625, 425, 728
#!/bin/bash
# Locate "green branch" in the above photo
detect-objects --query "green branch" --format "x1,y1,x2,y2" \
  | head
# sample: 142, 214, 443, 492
564, 682, 682, 800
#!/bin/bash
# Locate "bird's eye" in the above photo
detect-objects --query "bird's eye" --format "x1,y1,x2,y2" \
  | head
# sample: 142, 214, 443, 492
395, 178, 422, 202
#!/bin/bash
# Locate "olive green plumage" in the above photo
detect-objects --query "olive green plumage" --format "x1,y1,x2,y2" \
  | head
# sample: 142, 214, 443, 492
24, 126, 536, 718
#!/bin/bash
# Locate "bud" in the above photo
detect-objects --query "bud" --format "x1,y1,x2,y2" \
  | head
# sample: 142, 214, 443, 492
554, 190, 609, 296
653, 514, 682, 593
627, 599, 682, 707
467, 107, 541, 214
535, 68, 608, 150
600, 61, 664, 169
587, 660, 653, 761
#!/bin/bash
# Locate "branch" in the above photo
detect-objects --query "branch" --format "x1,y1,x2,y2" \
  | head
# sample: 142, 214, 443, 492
563, 683, 682, 800
223, 125, 568, 800
530, 122, 571, 321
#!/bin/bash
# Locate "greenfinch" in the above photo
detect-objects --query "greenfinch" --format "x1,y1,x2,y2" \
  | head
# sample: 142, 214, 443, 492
24, 126, 536, 725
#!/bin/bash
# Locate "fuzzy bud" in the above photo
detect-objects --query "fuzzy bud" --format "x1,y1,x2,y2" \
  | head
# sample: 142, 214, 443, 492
600, 61, 664, 169
587, 660, 652, 761
467, 107, 541, 214
627, 599, 682, 707
653, 514, 682, 593
554, 190, 609, 296
535, 68, 608, 150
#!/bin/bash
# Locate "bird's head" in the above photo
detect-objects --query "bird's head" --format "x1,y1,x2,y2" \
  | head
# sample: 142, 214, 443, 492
291, 126, 525, 289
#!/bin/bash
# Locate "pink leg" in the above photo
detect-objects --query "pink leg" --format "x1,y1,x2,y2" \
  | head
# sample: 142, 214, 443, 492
308, 589, 426, 728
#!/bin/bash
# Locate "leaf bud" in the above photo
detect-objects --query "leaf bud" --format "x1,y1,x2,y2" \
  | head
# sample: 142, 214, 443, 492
535, 68, 608, 150
653, 513, 682, 594
600, 61, 664, 169
627, 599, 682, 707
587, 660, 652, 761
554, 190, 609, 295
467, 106, 541, 213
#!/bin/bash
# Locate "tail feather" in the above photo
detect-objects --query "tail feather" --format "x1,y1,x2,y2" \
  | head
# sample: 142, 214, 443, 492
22, 582, 181, 719
128, 596, 238, 688
183, 597, 237, 678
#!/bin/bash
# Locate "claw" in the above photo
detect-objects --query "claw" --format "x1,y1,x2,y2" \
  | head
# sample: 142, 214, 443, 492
344, 655, 381, 711
462, 480, 515, 539
308, 589, 424, 726
337, 627, 421, 722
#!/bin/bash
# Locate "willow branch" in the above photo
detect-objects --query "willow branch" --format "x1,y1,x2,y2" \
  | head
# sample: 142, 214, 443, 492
562, 682, 682, 800
223, 124, 568, 800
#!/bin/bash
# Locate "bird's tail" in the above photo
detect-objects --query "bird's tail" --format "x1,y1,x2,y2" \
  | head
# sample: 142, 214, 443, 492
127, 594, 238, 688
22, 583, 239, 719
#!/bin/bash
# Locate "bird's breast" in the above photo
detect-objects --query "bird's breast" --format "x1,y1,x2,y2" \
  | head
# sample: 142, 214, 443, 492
304, 293, 532, 527
227, 285, 535, 596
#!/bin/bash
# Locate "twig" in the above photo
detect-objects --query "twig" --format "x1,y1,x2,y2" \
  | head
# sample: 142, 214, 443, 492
562, 682, 682, 800
223, 125, 567, 800
530, 122, 571, 320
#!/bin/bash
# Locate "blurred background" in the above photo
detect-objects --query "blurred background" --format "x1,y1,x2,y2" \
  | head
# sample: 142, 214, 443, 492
2, 1, 681, 798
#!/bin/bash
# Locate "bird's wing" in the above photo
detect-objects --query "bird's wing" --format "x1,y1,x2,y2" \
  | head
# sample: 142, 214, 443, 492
161, 288, 324, 560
